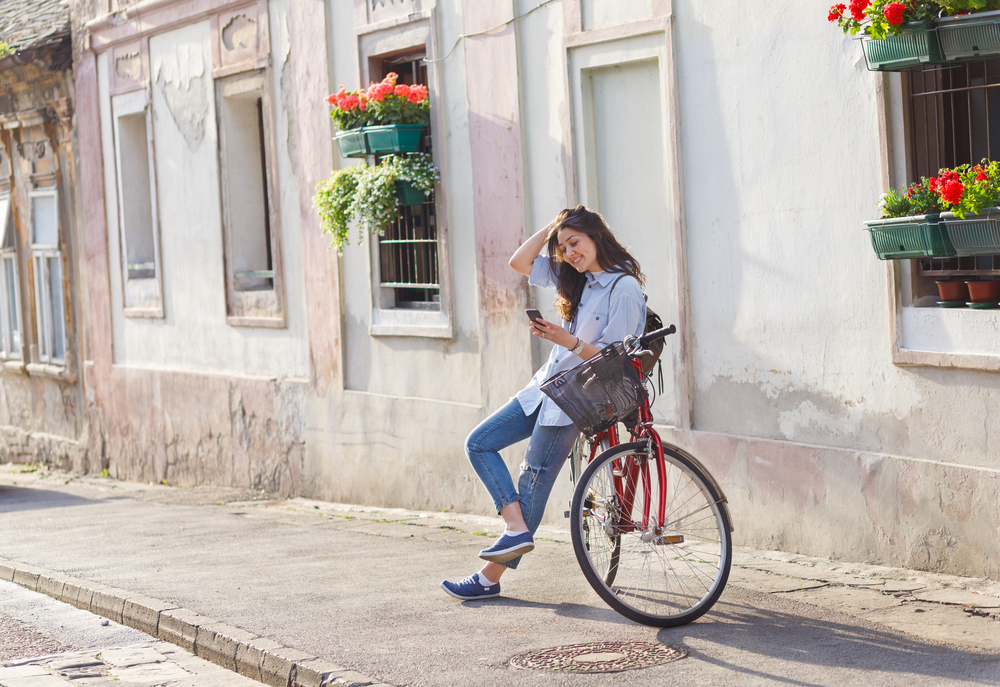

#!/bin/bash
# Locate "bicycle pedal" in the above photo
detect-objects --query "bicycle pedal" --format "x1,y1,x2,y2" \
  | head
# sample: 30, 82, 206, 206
564, 510, 570, 518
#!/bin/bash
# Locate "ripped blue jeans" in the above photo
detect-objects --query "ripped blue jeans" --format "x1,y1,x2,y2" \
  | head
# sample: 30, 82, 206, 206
465, 398, 580, 569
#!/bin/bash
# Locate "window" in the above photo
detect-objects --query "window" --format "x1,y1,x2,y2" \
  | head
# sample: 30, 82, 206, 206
373, 52, 440, 311
112, 89, 163, 315
905, 61, 1000, 285
216, 69, 284, 326
30, 190, 66, 365
0, 196, 21, 359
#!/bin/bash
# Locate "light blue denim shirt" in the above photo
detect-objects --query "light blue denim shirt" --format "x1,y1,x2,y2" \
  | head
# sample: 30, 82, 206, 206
515, 255, 646, 427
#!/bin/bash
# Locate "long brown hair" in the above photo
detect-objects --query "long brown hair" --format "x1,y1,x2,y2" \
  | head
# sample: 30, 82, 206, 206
545, 205, 645, 323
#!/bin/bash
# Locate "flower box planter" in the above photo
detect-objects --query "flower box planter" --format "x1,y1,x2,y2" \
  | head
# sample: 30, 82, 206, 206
937, 10, 1000, 62
334, 129, 369, 158
966, 279, 1000, 305
863, 214, 956, 259
941, 208, 1000, 256
861, 21, 944, 71
365, 124, 424, 155
395, 180, 431, 206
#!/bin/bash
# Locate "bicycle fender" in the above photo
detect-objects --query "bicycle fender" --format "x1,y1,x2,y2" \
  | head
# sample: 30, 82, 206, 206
661, 442, 735, 534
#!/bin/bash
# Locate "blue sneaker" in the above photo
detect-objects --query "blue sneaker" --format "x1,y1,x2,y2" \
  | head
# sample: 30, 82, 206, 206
441, 574, 501, 600
478, 531, 534, 563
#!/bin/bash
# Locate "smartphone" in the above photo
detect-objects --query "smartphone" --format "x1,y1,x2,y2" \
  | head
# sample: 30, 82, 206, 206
526, 308, 543, 323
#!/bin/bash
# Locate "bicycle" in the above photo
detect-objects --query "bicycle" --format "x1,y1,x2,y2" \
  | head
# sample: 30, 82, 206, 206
543, 325, 733, 627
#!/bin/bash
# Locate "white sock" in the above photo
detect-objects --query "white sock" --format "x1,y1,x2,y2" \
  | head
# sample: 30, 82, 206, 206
503, 528, 529, 536
478, 572, 498, 587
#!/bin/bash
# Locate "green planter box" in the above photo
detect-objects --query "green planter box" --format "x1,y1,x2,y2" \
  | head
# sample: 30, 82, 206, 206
941, 208, 1000, 256
334, 129, 369, 158
864, 214, 956, 259
862, 21, 944, 71
396, 180, 431, 206
937, 10, 1000, 62
365, 124, 424, 154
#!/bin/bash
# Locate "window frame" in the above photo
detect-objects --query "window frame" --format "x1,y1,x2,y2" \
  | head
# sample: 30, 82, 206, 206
884, 67, 1000, 370
214, 68, 286, 328
111, 88, 164, 318
28, 188, 67, 366
358, 20, 454, 339
0, 195, 21, 360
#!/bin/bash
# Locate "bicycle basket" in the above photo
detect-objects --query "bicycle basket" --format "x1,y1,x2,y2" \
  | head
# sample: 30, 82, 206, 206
539, 342, 648, 436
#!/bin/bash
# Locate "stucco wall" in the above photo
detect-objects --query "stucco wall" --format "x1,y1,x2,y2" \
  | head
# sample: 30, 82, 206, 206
97, 13, 309, 379
24, 0, 1000, 580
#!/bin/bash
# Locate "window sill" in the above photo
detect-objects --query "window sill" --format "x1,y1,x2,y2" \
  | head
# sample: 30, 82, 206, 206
1, 359, 26, 375
226, 315, 286, 329
891, 261, 1000, 370
25, 362, 77, 384
370, 307, 453, 338
123, 306, 164, 318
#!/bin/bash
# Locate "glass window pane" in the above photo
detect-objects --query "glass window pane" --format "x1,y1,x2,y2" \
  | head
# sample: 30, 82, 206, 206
48, 256, 65, 362
0, 197, 11, 248
33, 254, 49, 360
2, 255, 19, 355
32, 194, 58, 246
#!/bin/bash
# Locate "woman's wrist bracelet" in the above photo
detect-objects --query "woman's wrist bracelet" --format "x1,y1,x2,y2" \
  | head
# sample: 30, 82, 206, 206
570, 337, 585, 356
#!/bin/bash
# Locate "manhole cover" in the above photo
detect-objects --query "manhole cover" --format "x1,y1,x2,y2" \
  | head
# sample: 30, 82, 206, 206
509, 641, 687, 674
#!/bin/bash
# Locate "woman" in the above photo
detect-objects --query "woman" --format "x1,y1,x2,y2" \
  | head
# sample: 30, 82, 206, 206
441, 205, 647, 600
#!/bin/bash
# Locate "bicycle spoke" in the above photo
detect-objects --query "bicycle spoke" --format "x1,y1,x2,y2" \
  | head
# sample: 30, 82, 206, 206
571, 443, 732, 627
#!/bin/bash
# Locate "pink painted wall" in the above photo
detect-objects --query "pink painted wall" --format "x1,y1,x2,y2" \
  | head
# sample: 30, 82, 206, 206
461, 1, 532, 410
288, 0, 341, 394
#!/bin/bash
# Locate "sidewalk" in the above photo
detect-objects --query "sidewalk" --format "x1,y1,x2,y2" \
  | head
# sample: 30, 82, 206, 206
1, 463, 998, 686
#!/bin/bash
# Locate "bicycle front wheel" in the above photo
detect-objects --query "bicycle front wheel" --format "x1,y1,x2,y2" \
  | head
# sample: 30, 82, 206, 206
570, 441, 732, 627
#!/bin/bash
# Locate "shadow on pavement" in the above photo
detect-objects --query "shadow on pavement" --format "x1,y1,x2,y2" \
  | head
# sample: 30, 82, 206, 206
475, 596, 636, 626
658, 599, 1000, 686
0, 486, 98, 513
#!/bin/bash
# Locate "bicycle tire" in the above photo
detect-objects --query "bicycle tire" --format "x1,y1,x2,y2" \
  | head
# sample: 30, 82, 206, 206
570, 441, 732, 627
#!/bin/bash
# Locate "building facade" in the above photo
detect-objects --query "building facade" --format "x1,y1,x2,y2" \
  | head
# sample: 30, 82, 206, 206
0, 1, 86, 469
2, 0, 998, 579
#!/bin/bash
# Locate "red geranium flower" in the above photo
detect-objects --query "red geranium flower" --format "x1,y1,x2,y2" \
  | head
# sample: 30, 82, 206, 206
849, 0, 870, 22
941, 180, 965, 205
977, 166, 988, 182
884, 2, 905, 25
828, 3, 847, 21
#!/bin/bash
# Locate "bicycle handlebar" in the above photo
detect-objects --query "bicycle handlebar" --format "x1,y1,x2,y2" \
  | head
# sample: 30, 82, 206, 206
639, 324, 676, 348
623, 324, 677, 357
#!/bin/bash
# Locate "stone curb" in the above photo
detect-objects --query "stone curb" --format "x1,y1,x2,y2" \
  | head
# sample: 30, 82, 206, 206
0, 557, 394, 687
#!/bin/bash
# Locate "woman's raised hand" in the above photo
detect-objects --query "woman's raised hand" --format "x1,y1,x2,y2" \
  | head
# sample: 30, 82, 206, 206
509, 219, 559, 276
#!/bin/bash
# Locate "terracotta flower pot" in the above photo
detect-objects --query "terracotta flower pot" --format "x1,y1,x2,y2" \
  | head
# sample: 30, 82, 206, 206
936, 280, 970, 302
965, 280, 1000, 303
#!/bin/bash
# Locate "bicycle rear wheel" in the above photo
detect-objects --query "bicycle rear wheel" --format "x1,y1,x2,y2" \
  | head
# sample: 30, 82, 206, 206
570, 441, 732, 627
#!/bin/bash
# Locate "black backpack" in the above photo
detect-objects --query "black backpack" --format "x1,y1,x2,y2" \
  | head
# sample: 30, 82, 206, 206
609, 275, 665, 377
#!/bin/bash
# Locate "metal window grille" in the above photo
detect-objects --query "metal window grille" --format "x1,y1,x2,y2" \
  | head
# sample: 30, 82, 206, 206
375, 53, 440, 309
907, 60, 1000, 276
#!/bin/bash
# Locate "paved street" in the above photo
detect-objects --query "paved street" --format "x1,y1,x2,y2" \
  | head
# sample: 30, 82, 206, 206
1, 579, 265, 687
1, 463, 999, 686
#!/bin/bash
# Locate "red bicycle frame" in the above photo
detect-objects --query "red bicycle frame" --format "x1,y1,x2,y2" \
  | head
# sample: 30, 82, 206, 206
584, 359, 667, 533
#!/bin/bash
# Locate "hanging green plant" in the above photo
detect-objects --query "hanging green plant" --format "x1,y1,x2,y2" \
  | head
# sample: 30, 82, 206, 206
313, 153, 440, 254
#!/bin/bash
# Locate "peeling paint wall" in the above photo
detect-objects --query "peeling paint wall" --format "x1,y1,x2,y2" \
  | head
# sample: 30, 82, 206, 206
48, 0, 1000, 581
75, 0, 310, 493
